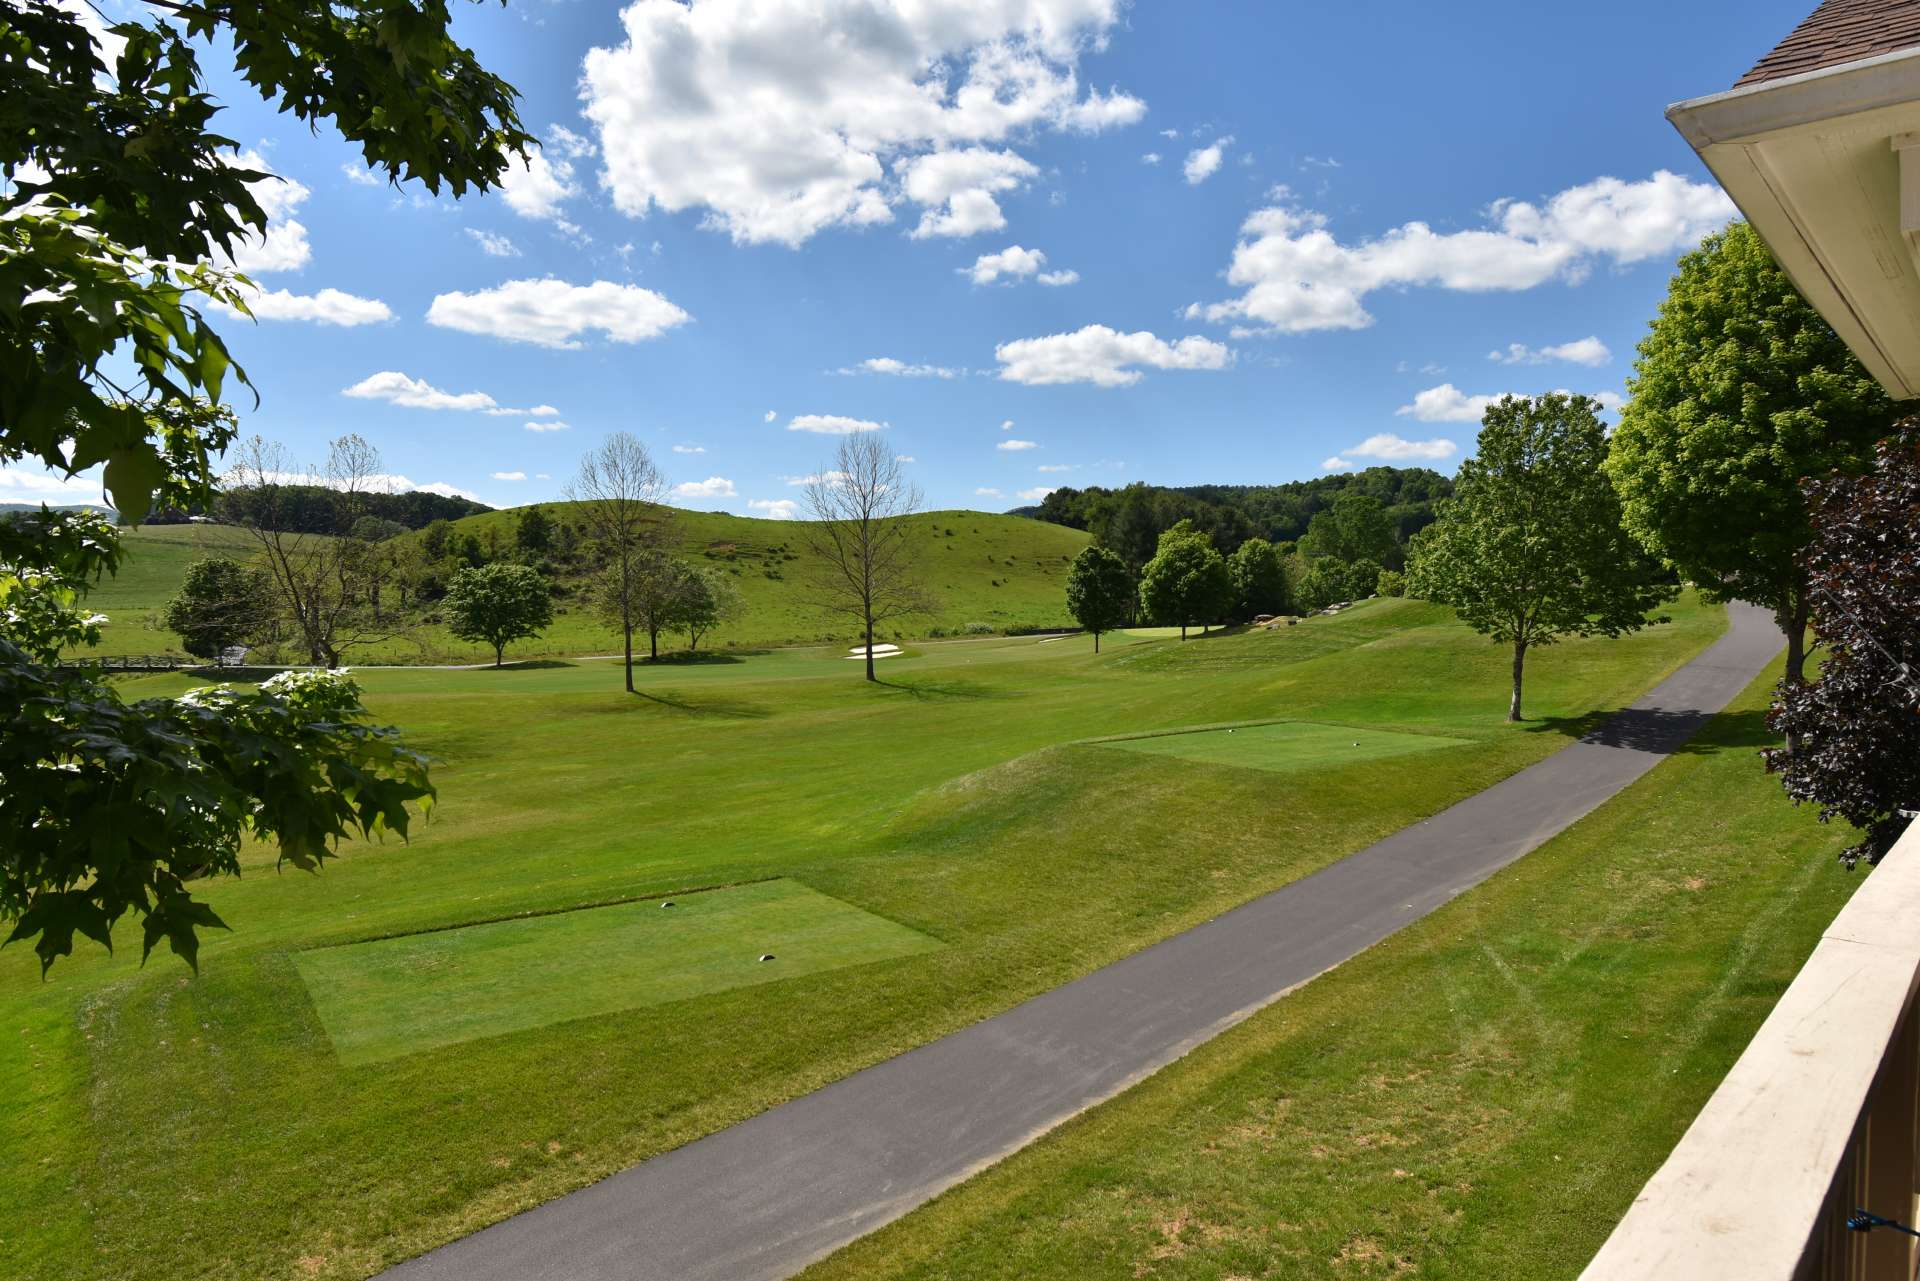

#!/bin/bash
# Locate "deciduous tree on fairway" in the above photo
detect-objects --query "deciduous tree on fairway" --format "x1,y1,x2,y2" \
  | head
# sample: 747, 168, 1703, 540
802, 436, 933, 681
0, 0, 517, 967
1228, 537, 1290, 619
226, 434, 412, 665
570, 434, 670, 690
444, 563, 553, 667
1065, 546, 1134, 652
1766, 425, 1920, 867
1409, 393, 1674, 722
163, 556, 271, 662
1607, 221, 1899, 687
1139, 521, 1232, 639
680, 565, 742, 651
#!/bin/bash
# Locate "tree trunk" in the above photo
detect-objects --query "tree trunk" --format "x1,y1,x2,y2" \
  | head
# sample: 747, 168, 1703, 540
1508, 638, 1527, 722
649, 626, 659, 661
494, 643, 503, 668
623, 623, 634, 693
1780, 595, 1810, 754
1180, 623, 1187, 640
864, 614, 875, 682
1093, 630, 1101, 654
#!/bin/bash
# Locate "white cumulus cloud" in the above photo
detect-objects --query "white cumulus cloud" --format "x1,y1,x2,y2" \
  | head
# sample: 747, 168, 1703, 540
1489, 336, 1611, 366
1397, 383, 1625, 423
344, 371, 500, 412
467, 229, 522, 258
500, 148, 578, 223
1194, 171, 1735, 335
788, 414, 887, 435
763, 410, 778, 423
524, 420, 572, 433
998, 439, 1039, 451
749, 498, 800, 519
672, 444, 706, 454
217, 285, 391, 326
1016, 485, 1057, 501
675, 476, 738, 498
975, 487, 1004, 498
845, 357, 961, 378
221, 150, 312, 274
1183, 135, 1232, 185
904, 147, 1039, 239
427, 278, 690, 349
579, 0, 1143, 248
995, 324, 1232, 387
492, 471, 527, 481
1342, 432, 1458, 461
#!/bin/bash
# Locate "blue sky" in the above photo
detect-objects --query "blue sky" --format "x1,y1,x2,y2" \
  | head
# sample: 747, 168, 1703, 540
20, 0, 1819, 517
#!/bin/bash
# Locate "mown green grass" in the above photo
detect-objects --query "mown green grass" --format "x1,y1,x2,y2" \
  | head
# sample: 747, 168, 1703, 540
798, 669, 1860, 1281
80, 506, 1089, 661
1, 593, 1732, 1280
296, 880, 942, 1066
1098, 720, 1471, 774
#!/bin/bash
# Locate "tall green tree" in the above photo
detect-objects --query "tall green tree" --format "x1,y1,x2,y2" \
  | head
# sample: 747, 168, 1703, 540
1227, 537, 1290, 618
443, 563, 553, 667
162, 556, 269, 661
1138, 521, 1231, 640
1305, 492, 1397, 566
679, 564, 742, 651
1409, 394, 1674, 721
1065, 546, 1134, 652
516, 505, 555, 556
1607, 221, 1900, 686
0, 0, 526, 970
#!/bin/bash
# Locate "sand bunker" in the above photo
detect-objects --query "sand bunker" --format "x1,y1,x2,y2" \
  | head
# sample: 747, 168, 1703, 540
846, 643, 903, 660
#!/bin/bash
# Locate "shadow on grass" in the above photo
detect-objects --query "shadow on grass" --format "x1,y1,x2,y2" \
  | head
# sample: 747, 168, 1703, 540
616, 687, 774, 719
870, 676, 1003, 701
491, 659, 578, 671
1525, 706, 1776, 756
637, 650, 766, 667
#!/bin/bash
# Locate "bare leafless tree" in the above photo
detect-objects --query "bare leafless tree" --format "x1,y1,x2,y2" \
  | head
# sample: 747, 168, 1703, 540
224, 434, 413, 665
801, 435, 934, 681
567, 433, 669, 691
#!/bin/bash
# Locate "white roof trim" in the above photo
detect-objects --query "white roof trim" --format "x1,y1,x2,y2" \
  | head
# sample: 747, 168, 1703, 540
1669, 45, 1920, 147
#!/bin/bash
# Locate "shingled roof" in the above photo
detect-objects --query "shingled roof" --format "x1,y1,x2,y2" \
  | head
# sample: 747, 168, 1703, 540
1737, 0, 1920, 86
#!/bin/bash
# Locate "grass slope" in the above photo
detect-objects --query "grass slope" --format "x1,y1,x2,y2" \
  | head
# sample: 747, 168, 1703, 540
798, 668, 1861, 1281
74, 507, 1090, 662
2, 594, 1734, 1280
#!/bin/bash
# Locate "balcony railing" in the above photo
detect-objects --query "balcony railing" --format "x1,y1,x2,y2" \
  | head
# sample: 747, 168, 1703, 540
1580, 821, 1920, 1281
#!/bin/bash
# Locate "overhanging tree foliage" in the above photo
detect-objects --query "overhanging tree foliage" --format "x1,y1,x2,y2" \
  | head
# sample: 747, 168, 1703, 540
1607, 221, 1899, 686
0, 0, 526, 970
1065, 545, 1133, 652
1409, 394, 1674, 721
1766, 424, 1920, 868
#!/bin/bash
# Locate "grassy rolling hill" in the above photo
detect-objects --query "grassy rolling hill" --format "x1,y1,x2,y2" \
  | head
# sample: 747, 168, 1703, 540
74, 506, 1090, 662
2, 591, 1816, 1281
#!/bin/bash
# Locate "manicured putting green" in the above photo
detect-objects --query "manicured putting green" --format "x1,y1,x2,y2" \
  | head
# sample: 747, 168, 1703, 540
1097, 720, 1470, 774
295, 880, 942, 1066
